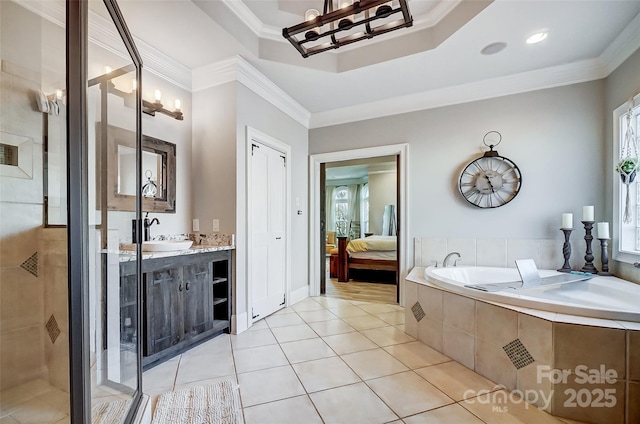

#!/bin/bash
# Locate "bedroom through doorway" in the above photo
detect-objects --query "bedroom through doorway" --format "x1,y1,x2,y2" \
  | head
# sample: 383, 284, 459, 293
321, 156, 399, 305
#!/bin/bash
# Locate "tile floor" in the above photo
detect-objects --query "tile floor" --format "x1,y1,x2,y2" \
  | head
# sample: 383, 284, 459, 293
0, 379, 70, 423
142, 296, 586, 424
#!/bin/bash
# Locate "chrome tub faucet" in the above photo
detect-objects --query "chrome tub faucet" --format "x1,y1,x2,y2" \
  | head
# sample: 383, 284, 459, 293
443, 252, 461, 268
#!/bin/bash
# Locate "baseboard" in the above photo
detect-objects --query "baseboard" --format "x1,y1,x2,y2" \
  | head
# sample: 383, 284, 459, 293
289, 285, 309, 306
232, 312, 248, 334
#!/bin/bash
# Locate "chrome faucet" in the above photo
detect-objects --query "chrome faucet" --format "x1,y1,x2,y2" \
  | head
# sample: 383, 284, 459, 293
143, 213, 160, 242
443, 252, 461, 268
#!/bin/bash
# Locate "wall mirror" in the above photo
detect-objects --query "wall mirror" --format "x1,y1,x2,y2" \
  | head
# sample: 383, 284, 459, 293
104, 123, 176, 213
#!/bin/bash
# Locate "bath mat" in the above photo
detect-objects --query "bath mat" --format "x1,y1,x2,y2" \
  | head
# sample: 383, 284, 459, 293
91, 398, 132, 424
152, 379, 243, 424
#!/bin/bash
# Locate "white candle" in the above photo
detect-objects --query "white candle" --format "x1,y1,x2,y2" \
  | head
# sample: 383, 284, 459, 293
582, 206, 594, 221
561, 213, 573, 229
597, 222, 610, 239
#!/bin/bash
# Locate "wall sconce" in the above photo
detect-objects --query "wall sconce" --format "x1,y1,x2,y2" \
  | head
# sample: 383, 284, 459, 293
142, 89, 183, 121
88, 65, 184, 121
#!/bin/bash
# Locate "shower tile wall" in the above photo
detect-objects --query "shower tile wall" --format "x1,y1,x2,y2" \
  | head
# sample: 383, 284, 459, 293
42, 228, 69, 392
1, 58, 68, 393
0, 59, 47, 391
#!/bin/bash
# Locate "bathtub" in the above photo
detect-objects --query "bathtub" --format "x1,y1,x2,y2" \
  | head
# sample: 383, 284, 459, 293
424, 266, 640, 322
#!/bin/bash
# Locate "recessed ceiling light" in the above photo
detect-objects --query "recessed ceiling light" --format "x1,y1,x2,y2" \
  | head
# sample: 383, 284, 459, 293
481, 42, 507, 55
526, 31, 548, 44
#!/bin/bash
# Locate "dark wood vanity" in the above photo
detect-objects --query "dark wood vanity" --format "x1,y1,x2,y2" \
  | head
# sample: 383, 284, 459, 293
119, 248, 232, 369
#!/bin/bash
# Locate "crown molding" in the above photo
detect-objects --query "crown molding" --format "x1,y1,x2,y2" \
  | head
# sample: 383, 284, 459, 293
14, 0, 191, 91
310, 13, 640, 128
599, 11, 640, 75
192, 56, 311, 128
310, 58, 604, 128
221, 0, 282, 42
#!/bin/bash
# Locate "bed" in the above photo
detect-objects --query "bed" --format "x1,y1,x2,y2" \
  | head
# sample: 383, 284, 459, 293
336, 235, 398, 283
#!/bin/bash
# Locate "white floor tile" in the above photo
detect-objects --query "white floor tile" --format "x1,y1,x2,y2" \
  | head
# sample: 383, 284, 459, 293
243, 395, 322, 424
265, 313, 305, 328
366, 371, 453, 418
361, 326, 415, 347
292, 357, 360, 393
233, 344, 289, 374
271, 324, 319, 343
322, 332, 378, 355
231, 329, 277, 350
309, 382, 398, 424
279, 338, 336, 364
237, 366, 305, 407
341, 348, 409, 380
307, 319, 356, 337
174, 351, 236, 387
297, 309, 339, 323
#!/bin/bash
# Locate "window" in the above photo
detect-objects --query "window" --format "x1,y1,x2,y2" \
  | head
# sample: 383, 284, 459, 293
613, 99, 640, 263
361, 183, 369, 234
334, 186, 349, 236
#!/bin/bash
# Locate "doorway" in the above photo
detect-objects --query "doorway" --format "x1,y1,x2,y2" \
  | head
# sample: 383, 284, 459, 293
309, 144, 409, 305
322, 156, 399, 304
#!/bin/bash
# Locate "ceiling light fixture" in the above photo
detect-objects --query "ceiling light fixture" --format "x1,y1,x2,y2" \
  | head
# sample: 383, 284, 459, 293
526, 31, 548, 45
282, 0, 413, 58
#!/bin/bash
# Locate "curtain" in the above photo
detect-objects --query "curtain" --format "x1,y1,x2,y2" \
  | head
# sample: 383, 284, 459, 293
325, 186, 336, 232
347, 185, 359, 239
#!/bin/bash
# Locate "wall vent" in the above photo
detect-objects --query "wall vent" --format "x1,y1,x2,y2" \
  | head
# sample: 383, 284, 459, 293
0, 143, 18, 166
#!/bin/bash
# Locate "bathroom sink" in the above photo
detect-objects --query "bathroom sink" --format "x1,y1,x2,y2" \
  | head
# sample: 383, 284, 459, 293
142, 240, 193, 252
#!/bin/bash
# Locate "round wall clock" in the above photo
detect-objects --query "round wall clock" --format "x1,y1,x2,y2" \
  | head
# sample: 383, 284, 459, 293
458, 132, 522, 208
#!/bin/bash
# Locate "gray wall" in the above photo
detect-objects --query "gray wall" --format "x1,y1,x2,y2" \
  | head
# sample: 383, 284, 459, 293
605, 47, 640, 282
192, 81, 309, 324
192, 82, 237, 236
368, 171, 396, 235
311, 81, 607, 268
236, 83, 310, 318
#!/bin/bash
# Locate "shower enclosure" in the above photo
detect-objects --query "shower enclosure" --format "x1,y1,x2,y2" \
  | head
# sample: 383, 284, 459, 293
0, 0, 144, 422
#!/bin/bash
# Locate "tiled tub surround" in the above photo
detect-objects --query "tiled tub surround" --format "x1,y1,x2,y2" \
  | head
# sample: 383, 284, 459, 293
414, 237, 590, 270
406, 267, 640, 424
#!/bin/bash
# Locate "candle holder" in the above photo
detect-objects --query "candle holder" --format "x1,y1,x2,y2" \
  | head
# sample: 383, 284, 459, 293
598, 238, 612, 276
557, 228, 573, 272
581, 221, 599, 274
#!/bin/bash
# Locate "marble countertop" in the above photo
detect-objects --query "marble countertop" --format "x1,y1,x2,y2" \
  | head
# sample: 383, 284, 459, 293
117, 244, 235, 262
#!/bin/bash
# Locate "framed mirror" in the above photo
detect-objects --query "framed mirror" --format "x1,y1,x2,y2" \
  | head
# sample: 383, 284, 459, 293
103, 123, 176, 213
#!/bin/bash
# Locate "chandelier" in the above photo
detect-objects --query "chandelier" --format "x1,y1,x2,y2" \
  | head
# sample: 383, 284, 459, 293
282, 0, 413, 58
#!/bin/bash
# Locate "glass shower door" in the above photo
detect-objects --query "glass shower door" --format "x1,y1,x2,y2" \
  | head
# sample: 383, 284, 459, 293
86, 0, 143, 422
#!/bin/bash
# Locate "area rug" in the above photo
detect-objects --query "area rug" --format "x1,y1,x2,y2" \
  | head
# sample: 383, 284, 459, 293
91, 399, 132, 424
152, 379, 243, 424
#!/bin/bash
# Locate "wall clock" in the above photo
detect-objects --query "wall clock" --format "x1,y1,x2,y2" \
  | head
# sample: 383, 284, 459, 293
458, 131, 522, 208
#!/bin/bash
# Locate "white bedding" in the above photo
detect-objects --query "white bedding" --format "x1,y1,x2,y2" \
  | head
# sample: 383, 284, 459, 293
346, 235, 396, 253
349, 250, 397, 260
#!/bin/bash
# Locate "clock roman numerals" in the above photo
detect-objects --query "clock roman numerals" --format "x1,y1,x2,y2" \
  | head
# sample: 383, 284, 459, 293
458, 152, 521, 208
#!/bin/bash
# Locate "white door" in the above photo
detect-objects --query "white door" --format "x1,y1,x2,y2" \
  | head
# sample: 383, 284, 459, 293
249, 141, 286, 322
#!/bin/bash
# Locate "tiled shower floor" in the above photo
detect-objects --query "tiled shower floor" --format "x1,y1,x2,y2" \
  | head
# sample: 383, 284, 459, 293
0, 379, 69, 423
143, 296, 587, 424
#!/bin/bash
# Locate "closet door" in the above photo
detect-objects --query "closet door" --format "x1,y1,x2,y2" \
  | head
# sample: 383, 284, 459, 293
249, 141, 286, 321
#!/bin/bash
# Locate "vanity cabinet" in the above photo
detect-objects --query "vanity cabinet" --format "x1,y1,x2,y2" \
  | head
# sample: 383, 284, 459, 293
120, 249, 232, 369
